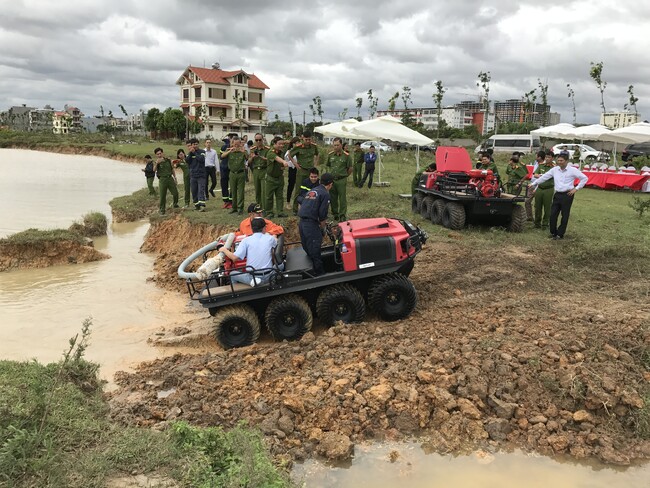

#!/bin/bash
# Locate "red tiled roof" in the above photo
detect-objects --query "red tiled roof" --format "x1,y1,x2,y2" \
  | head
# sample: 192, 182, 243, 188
181, 66, 269, 90
248, 106, 267, 111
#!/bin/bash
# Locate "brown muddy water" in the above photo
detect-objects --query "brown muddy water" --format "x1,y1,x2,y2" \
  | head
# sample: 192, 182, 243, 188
1, 149, 648, 484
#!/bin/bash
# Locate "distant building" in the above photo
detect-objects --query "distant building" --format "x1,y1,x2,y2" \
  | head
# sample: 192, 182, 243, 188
63, 105, 83, 133
548, 112, 561, 125
176, 64, 270, 139
494, 99, 550, 126
52, 111, 72, 134
1, 105, 35, 131
600, 111, 641, 129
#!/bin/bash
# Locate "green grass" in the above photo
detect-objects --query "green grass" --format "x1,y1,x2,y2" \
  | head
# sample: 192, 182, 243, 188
109, 188, 160, 221
0, 321, 294, 488
69, 212, 108, 237
1, 228, 87, 245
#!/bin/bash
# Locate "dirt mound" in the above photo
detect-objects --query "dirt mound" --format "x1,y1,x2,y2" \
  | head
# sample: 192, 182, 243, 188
111, 234, 650, 465
0, 238, 109, 272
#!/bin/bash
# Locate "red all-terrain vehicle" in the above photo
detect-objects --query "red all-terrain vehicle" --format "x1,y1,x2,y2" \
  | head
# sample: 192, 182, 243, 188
412, 147, 528, 232
178, 218, 427, 349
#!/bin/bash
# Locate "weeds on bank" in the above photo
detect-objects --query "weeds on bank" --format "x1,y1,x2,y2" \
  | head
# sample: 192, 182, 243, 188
628, 196, 650, 218
69, 211, 108, 237
0, 319, 294, 487
1, 228, 87, 246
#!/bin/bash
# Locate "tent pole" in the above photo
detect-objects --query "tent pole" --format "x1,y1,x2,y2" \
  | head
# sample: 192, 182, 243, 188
416, 146, 420, 172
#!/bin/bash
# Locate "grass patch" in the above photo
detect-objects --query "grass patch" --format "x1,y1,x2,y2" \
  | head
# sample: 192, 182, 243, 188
109, 188, 159, 221
0, 320, 294, 487
1, 228, 87, 245
634, 391, 650, 439
69, 211, 108, 237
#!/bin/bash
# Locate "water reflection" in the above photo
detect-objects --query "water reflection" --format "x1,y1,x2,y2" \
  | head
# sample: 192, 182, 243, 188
293, 442, 650, 487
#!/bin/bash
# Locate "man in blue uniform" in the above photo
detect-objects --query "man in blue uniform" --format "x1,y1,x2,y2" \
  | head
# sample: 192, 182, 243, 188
298, 172, 333, 276
186, 138, 206, 211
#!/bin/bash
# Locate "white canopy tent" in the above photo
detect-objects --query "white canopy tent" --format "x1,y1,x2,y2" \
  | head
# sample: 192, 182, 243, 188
342, 115, 436, 183
314, 119, 366, 140
530, 123, 577, 139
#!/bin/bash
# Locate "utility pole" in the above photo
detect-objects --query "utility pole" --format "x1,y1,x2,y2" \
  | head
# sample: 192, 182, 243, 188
303, 110, 306, 127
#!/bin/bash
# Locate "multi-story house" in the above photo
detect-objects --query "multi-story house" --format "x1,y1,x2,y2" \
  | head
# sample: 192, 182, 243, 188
64, 105, 83, 132
600, 111, 641, 129
176, 64, 269, 139
52, 111, 72, 134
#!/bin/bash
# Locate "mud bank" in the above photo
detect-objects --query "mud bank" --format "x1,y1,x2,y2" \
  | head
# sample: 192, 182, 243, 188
4, 144, 142, 163
0, 238, 109, 272
110, 219, 650, 466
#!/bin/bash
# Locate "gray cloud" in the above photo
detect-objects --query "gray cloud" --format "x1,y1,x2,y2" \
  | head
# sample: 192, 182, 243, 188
0, 0, 647, 125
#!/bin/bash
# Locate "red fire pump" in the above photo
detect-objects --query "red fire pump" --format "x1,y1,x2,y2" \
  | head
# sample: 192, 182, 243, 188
467, 169, 500, 198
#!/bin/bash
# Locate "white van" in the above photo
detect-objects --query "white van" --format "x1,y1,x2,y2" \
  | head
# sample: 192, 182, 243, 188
475, 134, 541, 154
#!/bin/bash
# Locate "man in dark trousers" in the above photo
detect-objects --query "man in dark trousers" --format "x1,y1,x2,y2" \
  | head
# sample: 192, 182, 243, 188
530, 151, 588, 240
219, 135, 233, 209
186, 138, 206, 211
142, 154, 156, 195
153, 147, 179, 215
298, 172, 333, 276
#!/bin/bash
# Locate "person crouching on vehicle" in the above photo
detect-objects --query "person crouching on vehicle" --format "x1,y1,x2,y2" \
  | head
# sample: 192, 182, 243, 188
298, 172, 334, 276
220, 218, 281, 287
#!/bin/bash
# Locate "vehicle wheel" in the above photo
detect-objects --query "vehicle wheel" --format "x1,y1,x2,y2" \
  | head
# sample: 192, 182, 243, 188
411, 193, 424, 214
213, 305, 261, 349
421, 196, 434, 220
507, 205, 526, 233
430, 199, 445, 225
586, 155, 596, 162
368, 273, 417, 321
265, 294, 313, 342
316, 284, 366, 326
441, 202, 466, 230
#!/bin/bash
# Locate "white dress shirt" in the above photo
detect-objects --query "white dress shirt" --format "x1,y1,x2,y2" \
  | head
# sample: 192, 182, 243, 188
204, 148, 218, 168
531, 165, 588, 192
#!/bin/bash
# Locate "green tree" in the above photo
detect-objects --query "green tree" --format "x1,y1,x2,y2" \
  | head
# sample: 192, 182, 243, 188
118, 104, 128, 117
522, 89, 536, 124
355, 97, 363, 119
144, 108, 162, 133
401, 86, 416, 128
624, 85, 639, 114
99, 105, 105, 117
338, 107, 349, 120
589, 61, 607, 113
160, 108, 186, 139
387, 91, 399, 112
537, 79, 549, 126
312, 96, 323, 123
433, 80, 446, 142
567, 83, 577, 125
367, 89, 378, 119
477, 71, 491, 134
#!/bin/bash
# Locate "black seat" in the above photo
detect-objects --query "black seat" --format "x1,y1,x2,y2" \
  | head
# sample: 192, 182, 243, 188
284, 247, 312, 272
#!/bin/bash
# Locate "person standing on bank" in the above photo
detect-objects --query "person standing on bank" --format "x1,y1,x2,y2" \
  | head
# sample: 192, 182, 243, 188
142, 154, 156, 195
285, 137, 300, 210
290, 132, 320, 215
532, 150, 554, 229
298, 172, 334, 276
153, 147, 179, 215
352, 142, 365, 187
248, 133, 268, 207
325, 137, 352, 221
530, 151, 587, 240
265, 137, 289, 218
222, 136, 248, 215
359, 144, 377, 188
204, 138, 218, 200
186, 138, 207, 211
219, 135, 233, 209
173, 148, 191, 208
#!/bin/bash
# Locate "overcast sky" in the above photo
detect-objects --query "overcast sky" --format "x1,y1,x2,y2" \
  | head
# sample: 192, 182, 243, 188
1, 0, 648, 125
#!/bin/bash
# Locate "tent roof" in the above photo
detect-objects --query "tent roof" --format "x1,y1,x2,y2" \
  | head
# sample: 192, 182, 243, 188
343, 115, 434, 145
314, 119, 366, 139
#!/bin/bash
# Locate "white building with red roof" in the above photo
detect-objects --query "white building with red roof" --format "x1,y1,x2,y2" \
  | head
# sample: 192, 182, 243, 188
176, 64, 269, 139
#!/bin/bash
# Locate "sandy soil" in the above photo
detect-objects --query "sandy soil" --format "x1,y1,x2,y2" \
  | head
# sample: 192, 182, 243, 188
109, 216, 650, 466
0, 239, 109, 272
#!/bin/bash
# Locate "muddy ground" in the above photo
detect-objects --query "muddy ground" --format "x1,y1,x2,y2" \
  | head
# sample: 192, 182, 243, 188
0, 238, 109, 272
109, 216, 650, 466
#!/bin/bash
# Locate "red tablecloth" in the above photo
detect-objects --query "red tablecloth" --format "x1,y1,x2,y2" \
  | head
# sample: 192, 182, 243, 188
526, 166, 650, 191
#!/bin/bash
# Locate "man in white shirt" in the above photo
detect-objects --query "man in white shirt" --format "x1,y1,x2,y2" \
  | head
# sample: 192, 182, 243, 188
530, 151, 588, 240
219, 218, 280, 286
204, 138, 219, 199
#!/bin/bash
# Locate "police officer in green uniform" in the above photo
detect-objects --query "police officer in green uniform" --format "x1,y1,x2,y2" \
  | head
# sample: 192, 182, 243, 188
325, 137, 353, 221
153, 147, 179, 215
248, 133, 268, 207
265, 137, 289, 218
479, 154, 501, 185
505, 155, 529, 194
533, 151, 555, 229
222, 136, 248, 215
352, 142, 365, 186
173, 148, 191, 207
290, 132, 320, 215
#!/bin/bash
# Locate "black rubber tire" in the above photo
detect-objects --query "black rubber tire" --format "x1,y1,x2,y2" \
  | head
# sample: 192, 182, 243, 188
421, 196, 434, 220
316, 284, 366, 326
586, 155, 596, 162
507, 205, 527, 233
441, 202, 466, 230
213, 305, 261, 349
411, 193, 424, 214
368, 273, 417, 321
265, 294, 313, 342
430, 199, 446, 225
